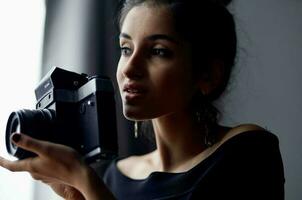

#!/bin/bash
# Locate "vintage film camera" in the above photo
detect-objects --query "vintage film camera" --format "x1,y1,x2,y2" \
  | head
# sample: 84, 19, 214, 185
5, 67, 118, 163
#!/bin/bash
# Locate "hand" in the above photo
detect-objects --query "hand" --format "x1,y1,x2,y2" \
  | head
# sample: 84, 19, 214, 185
0, 133, 88, 199
48, 183, 85, 200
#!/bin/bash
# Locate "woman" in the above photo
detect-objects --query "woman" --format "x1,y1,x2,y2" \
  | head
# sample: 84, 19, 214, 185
0, 0, 284, 199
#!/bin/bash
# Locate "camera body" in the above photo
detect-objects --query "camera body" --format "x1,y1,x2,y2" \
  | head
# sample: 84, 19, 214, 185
6, 67, 118, 163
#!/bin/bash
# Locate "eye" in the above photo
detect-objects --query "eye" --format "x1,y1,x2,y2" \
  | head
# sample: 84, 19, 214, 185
120, 47, 132, 56
151, 48, 172, 58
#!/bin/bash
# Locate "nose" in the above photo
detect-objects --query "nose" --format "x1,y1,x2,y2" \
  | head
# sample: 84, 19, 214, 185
121, 50, 145, 80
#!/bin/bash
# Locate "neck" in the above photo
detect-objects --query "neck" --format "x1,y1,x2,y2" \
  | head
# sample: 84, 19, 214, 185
151, 110, 207, 172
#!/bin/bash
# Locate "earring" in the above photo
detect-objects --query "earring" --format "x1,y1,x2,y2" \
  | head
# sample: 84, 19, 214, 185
195, 110, 202, 123
193, 91, 215, 147
204, 125, 213, 147
134, 121, 138, 138
196, 110, 213, 147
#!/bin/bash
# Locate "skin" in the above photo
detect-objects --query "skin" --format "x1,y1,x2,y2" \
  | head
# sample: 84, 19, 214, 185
117, 5, 195, 120
0, 3, 264, 199
116, 5, 232, 178
116, 5, 210, 175
0, 133, 114, 200
116, 5, 262, 179
116, 5, 264, 180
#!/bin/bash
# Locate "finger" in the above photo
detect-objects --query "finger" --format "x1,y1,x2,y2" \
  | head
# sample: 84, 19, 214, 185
11, 133, 51, 156
0, 156, 33, 172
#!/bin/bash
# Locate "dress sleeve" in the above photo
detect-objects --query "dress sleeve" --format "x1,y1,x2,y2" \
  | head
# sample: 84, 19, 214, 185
190, 131, 285, 200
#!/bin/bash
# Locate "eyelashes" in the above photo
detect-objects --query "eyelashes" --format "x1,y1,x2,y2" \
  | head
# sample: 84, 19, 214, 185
120, 46, 173, 58
150, 48, 172, 57
120, 47, 132, 56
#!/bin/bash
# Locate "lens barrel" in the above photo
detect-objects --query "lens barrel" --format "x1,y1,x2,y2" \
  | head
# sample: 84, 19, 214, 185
5, 109, 55, 159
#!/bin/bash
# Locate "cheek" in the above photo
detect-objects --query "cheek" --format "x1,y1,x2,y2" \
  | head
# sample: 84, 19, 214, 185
116, 61, 123, 90
157, 63, 192, 91
152, 67, 194, 106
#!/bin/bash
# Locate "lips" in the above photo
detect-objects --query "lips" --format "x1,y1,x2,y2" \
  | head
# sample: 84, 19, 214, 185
124, 88, 142, 93
123, 82, 146, 93
122, 82, 147, 101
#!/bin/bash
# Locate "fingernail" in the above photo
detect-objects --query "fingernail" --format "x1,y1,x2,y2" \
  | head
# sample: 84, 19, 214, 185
11, 133, 21, 143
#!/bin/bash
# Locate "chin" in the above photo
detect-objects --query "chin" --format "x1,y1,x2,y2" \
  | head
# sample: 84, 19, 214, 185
122, 107, 157, 121
123, 107, 141, 120
123, 111, 147, 121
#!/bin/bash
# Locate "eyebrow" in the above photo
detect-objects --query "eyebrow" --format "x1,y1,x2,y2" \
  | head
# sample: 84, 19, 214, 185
119, 33, 179, 44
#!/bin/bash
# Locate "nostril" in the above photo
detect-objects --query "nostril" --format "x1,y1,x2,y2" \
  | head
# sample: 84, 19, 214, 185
123, 66, 144, 80
132, 72, 144, 79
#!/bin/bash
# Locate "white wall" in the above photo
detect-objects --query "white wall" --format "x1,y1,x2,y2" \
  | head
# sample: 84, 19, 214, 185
219, 1, 302, 199
0, 1, 45, 200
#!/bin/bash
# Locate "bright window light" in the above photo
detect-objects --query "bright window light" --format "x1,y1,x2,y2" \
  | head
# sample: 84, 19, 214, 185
0, 1, 45, 200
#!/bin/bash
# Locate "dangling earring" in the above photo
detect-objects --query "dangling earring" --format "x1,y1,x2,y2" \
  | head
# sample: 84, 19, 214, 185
195, 110, 201, 123
195, 109, 210, 147
193, 91, 214, 147
134, 121, 138, 138
204, 124, 213, 147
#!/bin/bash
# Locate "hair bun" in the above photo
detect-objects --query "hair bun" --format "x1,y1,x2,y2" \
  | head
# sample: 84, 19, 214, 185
210, 0, 233, 6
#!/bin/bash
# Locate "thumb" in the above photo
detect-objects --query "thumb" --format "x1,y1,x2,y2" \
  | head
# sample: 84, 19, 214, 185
11, 133, 48, 156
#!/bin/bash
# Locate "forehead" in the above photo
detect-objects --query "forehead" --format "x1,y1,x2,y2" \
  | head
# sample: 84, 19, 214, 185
121, 5, 179, 39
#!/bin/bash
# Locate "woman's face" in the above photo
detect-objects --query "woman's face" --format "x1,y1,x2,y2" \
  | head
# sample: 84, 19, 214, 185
117, 5, 196, 120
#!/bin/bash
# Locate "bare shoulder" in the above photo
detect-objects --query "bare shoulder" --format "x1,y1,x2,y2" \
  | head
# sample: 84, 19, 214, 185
116, 155, 141, 175
218, 123, 267, 146
116, 152, 155, 179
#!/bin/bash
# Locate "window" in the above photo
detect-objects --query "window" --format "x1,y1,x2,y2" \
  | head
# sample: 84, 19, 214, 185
0, 1, 45, 200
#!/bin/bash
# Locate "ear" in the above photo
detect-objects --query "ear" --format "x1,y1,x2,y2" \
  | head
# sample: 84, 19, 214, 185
197, 60, 225, 96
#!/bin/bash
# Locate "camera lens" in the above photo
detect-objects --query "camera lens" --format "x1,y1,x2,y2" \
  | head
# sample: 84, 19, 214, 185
9, 117, 20, 149
5, 109, 55, 159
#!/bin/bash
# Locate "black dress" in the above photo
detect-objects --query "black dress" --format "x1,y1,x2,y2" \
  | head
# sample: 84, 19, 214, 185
103, 130, 285, 200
